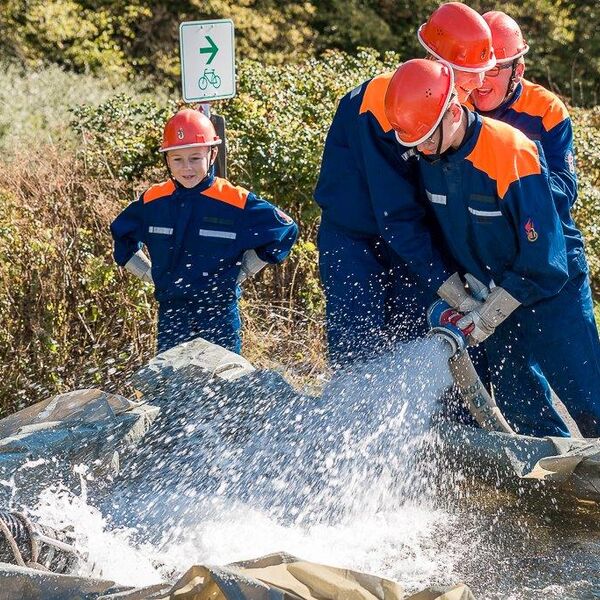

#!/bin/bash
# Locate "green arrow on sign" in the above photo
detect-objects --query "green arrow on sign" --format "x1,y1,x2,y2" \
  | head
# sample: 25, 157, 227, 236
199, 35, 218, 65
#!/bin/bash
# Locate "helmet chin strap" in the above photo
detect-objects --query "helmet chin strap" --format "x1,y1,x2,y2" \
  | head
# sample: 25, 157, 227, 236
502, 60, 519, 104
419, 121, 446, 163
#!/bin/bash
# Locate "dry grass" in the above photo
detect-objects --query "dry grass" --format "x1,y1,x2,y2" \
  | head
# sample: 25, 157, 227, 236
0, 144, 327, 415
241, 298, 328, 394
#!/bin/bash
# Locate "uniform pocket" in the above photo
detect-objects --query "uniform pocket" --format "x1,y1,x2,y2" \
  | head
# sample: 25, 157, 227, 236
467, 194, 503, 224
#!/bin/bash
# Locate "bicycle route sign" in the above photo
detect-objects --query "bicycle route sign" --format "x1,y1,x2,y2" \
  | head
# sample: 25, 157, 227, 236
180, 19, 236, 102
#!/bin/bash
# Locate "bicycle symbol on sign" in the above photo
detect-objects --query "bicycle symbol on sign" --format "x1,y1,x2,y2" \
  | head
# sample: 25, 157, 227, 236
198, 68, 222, 90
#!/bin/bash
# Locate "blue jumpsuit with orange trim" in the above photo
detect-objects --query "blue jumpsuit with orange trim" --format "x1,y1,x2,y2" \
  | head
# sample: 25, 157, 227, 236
477, 79, 577, 209
419, 110, 600, 437
314, 73, 452, 365
111, 174, 298, 354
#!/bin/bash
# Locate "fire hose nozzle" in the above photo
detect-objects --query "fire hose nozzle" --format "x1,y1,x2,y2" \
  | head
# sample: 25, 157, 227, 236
426, 299, 469, 357
427, 326, 467, 357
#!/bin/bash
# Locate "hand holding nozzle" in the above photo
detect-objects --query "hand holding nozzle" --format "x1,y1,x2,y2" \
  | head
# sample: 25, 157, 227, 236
437, 272, 484, 312
457, 286, 521, 345
427, 299, 474, 356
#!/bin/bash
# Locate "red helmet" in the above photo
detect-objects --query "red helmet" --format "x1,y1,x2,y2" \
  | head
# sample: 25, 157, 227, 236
483, 11, 529, 64
418, 2, 496, 72
385, 59, 454, 147
159, 109, 222, 152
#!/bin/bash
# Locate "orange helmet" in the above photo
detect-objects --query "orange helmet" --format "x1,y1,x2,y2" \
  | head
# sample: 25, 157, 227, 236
418, 2, 496, 72
385, 59, 454, 147
483, 11, 529, 64
159, 109, 222, 153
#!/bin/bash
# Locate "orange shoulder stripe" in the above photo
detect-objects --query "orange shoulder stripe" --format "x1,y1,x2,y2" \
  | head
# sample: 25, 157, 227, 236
143, 180, 176, 204
202, 177, 249, 209
512, 79, 569, 132
358, 72, 394, 132
466, 118, 541, 199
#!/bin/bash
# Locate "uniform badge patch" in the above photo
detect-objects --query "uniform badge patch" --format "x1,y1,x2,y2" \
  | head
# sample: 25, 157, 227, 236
275, 209, 293, 225
524, 218, 538, 242
566, 151, 575, 174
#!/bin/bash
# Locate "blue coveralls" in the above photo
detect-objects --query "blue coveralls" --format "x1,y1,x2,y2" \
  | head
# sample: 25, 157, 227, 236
475, 79, 595, 433
418, 110, 600, 437
314, 73, 451, 366
111, 175, 298, 354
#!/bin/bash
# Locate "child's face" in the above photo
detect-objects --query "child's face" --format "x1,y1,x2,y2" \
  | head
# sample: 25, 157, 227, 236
167, 146, 216, 188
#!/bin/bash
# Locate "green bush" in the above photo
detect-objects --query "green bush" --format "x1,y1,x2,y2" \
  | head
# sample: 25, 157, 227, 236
70, 94, 171, 181
71, 48, 600, 310
0, 48, 598, 415
0, 62, 153, 155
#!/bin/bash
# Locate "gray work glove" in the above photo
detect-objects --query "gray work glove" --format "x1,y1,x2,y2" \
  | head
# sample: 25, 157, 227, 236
457, 286, 521, 345
437, 272, 483, 313
124, 249, 153, 284
236, 249, 268, 285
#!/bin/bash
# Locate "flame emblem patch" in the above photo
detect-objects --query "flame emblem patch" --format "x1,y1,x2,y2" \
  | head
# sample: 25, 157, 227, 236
524, 218, 538, 242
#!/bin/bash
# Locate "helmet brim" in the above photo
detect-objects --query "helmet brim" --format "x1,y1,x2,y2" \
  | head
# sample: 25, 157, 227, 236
494, 45, 529, 64
159, 140, 222, 153
417, 27, 497, 73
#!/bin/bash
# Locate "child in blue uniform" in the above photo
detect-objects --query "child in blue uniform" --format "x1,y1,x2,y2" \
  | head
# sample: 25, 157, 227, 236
111, 109, 298, 354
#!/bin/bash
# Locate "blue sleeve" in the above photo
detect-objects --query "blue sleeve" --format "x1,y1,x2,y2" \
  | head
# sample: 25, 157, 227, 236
242, 193, 299, 263
498, 149, 569, 305
541, 117, 578, 208
314, 92, 380, 231
110, 198, 144, 266
360, 117, 452, 295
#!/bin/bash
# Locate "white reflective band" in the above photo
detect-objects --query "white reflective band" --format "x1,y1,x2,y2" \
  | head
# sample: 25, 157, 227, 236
148, 226, 173, 235
350, 83, 363, 99
199, 229, 237, 240
426, 190, 447, 205
468, 207, 503, 217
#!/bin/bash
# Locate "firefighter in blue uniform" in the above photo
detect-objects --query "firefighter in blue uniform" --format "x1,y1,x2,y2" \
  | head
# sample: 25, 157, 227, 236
111, 109, 298, 354
314, 2, 496, 367
468, 11, 589, 429
385, 59, 600, 437
471, 11, 577, 210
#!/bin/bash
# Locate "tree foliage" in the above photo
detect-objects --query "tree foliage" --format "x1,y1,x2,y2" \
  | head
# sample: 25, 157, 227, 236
0, 0, 597, 105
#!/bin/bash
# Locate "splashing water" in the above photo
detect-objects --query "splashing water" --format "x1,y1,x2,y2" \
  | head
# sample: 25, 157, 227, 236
28, 336, 464, 592
22, 335, 600, 599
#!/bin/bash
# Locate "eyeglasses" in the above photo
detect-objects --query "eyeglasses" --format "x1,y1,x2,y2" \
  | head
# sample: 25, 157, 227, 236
485, 62, 515, 78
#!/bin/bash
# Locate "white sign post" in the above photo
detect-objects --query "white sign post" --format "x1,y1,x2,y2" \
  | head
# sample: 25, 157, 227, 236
179, 19, 236, 103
